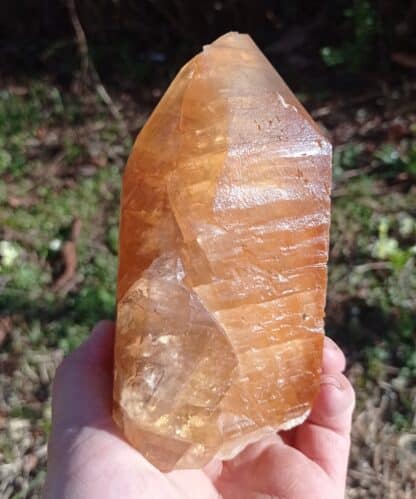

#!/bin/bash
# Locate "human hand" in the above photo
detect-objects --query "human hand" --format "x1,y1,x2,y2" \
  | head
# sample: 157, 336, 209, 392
43, 321, 354, 499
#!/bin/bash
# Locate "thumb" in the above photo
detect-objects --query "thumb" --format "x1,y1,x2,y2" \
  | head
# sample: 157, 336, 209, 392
51, 320, 115, 430
294, 371, 355, 488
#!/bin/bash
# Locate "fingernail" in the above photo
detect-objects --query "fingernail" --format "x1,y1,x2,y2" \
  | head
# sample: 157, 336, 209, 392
320, 374, 343, 390
324, 336, 341, 352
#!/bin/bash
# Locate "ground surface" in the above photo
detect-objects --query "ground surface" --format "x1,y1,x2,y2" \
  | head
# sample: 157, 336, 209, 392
0, 77, 415, 498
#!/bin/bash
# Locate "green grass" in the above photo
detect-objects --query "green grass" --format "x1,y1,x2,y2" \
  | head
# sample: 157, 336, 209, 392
329, 134, 416, 411
0, 83, 122, 355
0, 85, 125, 497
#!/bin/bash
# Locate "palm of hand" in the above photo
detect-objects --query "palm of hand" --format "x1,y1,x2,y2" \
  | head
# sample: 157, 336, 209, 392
44, 322, 354, 499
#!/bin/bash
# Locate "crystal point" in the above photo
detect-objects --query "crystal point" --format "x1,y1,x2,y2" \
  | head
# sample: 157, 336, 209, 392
113, 32, 332, 471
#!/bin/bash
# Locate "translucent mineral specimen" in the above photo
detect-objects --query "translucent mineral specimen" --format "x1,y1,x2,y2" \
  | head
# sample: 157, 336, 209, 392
113, 32, 332, 471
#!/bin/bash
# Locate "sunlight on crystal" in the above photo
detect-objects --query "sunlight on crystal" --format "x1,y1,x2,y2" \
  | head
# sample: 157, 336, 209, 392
113, 32, 332, 472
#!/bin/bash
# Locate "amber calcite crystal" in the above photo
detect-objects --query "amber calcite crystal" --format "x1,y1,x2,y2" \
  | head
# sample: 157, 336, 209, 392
113, 32, 332, 471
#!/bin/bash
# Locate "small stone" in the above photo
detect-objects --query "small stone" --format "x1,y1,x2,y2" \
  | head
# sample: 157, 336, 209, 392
8, 418, 30, 441
398, 433, 416, 462
113, 32, 332, 471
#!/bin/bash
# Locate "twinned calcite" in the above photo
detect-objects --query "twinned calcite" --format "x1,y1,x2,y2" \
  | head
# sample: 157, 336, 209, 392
113, 32, 332, 471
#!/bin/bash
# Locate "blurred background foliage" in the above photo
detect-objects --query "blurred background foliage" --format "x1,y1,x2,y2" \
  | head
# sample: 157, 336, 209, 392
0, 1, 415, 498
0, 0, 415, 82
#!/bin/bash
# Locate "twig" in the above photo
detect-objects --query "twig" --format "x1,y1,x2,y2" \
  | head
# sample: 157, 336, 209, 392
392, 52, 416, 69
335, 164, 379, 183
311, 91, 382, 118
65, 0, 126, 130
331, 184, 387, 198
66, 0, 89, 81
52, 218, 81, 294
354, 262, 392, 273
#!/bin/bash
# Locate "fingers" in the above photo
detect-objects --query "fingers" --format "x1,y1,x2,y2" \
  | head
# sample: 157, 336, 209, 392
278, 335, 346, 448
309, 373, 355, 436
52, 321, 115, 430
218, 336, 351, 497
294, 371, 355, 489
216, 435, 333, 499
322, 336, 346, 373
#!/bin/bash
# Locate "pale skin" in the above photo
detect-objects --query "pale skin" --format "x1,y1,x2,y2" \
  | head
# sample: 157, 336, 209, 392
43, 321, 355, 499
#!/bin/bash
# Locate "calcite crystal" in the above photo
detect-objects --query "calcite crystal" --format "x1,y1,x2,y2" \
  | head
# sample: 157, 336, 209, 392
113, 32, 332, 471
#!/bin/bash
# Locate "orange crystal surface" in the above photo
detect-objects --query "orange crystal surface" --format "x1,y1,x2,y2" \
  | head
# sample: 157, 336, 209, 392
113, 32, 332, 471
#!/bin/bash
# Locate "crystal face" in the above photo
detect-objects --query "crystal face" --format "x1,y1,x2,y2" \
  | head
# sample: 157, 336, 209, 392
113, 32, 332, 472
